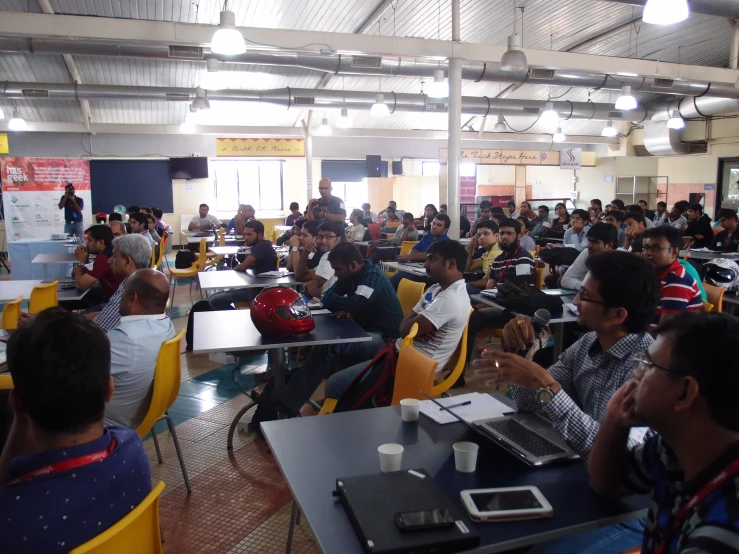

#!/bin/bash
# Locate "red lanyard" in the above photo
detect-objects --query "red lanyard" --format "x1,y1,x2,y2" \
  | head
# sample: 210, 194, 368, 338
7, 438, 117, 486
498, 246, 521, 284
654, 456, 739, 554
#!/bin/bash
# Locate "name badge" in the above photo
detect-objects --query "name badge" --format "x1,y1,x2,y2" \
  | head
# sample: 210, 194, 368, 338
516, 264, 532, 276
542, 221, 551, 228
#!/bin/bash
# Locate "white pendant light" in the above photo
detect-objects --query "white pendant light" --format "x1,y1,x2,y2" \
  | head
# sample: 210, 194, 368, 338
642, 0, 689, 25
540, 102, 559, 125
667, 110, 685, 130
8, 110, 27, 131
336, 107, 352, 129
500, 34, 527, 72
200, 58, 227, 90
316, 117, 332, 136
553, 127, 566, 143
493, 114, 506, 132
211, 10, 246, 55
615, 85, 637, 111
0, 106, 4, 120
191, 87, 211, 111
426, 69, 448, 98
602, 120, 618, 137
371, 93, 390, 117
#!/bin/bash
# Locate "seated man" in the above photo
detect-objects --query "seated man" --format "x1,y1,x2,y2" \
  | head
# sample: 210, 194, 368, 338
294, 221, 342, 298
188, 203, 222, 231
562, 209, 591, 251
227, 204, 256, 236
325, 240, 472, 399
517, 217, 536, 252
152, 207, 167, 232
379, 206, 402, 230
469, 200, 493, 237
589, 312, 739, 553
284, 202, 303, 227
653, 201, 668, 226
271, 243, 404, 415
643, 225, 702, 328
684, 203, 713, 249
638, 199, 655, 222
129, 212, 156, 247
378, 200, 404, 221
561, 223, 618, 291
530, 205, 552, 238
604, 209, 626, 248
368, 212, 419, 266
72, 224, 124, 302
666, 206, 688, 231
626, 204, 655, 229
0, 308, 151, 552
109, 219, 126, 237
105, 269, 176, 429
345, 209, 367, 242
389, 214, 451, 290
146, 214, 161, 243
464, 221, 501, 295
209, 220, 278, 310
362, 202, 378, 224
286, 220, 322, 273
623, 211, 648, 253
710, 208, 739, 252
506, 200, 519, 220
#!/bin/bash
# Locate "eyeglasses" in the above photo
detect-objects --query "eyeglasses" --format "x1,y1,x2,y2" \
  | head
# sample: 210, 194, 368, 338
575, 289, 607, 306
632, 352, 685, 376
316, 234, 338, 241
643, 245, 673, 253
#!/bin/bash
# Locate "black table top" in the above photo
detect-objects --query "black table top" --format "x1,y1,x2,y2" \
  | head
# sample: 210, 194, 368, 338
261, 400, 648, 553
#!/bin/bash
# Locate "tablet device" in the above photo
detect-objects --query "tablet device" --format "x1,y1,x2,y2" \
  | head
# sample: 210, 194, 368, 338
460, 486, 553, 522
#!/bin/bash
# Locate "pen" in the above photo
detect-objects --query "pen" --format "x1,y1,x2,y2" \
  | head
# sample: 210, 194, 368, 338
439, 400, 472, 411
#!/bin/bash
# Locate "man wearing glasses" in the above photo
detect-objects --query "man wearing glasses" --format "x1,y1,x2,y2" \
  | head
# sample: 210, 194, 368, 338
643, 226, 703, 328
295, 221, 343, 299
307, 178, 346, 224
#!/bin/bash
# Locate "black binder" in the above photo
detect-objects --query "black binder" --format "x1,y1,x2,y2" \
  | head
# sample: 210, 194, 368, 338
333, 468, 481, 554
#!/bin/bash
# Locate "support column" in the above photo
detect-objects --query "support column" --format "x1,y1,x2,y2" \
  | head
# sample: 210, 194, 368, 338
446, 0, 462, 240
305, 134, 313, 206
731, 20, 739, 69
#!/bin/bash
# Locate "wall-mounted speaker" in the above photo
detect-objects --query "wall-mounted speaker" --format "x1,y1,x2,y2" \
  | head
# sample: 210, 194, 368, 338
366, 155, 382, 178
391, 161, 403, 175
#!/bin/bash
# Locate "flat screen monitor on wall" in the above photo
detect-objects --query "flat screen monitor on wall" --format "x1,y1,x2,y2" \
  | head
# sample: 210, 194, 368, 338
90, 159, 174, 214
170, 157, 209, 180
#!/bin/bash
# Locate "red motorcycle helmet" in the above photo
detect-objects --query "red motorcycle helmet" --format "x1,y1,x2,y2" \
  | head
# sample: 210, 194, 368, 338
250, 286, 315, 337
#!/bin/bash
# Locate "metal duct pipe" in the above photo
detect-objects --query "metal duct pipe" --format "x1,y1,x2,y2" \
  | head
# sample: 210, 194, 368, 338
1, 35, 738, 99
648, 95, 739, 120
602, 0, 739, 18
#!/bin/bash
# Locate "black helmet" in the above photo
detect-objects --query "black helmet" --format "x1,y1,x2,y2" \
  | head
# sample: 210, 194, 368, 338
704, 259, 739, 292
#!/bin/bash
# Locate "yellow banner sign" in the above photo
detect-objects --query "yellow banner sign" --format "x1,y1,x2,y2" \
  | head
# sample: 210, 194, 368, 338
439, 149, 595, 167
0, 134, 8, 156
216, 138, 305, 157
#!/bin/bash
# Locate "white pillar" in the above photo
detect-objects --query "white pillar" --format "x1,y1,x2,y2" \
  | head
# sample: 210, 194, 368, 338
305, 134, 314, 206
731, 20, 739, 70
446, 0, 462, 240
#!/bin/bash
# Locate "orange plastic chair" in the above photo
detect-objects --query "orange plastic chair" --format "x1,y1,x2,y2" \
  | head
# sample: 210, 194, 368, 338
69, 482, 166, 554
396, 278, 425, 316
168, 238, 207, 309
390, 323, 437, 405
535, 267, 545, 291
385, 241, 418, 278
0, 374, 13, 390
702, 300, 714, 312
703, 282, 725, 312
29, 281, 58, 313
431, 309, 473, 397
135, 330, 191, 493
2, 295, 23, 330
153, 231, 168, 271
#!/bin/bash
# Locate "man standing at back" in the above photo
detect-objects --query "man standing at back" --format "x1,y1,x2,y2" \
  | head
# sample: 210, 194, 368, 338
307, 178, 346, 223
105, 269, 176, 430
58, 183, 84, 238
0, 308, 151, 552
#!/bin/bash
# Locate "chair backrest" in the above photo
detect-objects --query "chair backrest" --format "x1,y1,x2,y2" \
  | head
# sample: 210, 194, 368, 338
535, 267, 545, 291
135, 330, 185, 438
368, 223, 381, 240
396, 278, 425, 316
193, 238, 208, 271
391, 324, 437, 405
218, 228, 226, 247
154, 232, 168, 270
69, 482, 166, 554
150, 244, 157, 268
399, 241, 418, 256
702, 300, 714, 312
29, 281, 58, 313
431, 309, 474, 397
703, 282, 725, 312
2, 295, 23, 330
0, 374, 14, 390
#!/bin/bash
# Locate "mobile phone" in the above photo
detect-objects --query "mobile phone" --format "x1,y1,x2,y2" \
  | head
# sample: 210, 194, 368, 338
460, 486, 553, 522
394, 508, 455, 532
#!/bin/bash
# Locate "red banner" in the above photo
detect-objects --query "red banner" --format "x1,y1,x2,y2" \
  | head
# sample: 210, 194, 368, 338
1, 157, 90, 192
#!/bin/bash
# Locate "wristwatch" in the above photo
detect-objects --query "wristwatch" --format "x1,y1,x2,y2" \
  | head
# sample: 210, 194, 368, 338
291, 247, 299, 253
536, 385, 558, 405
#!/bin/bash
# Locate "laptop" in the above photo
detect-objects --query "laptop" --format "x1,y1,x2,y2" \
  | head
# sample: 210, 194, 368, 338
421, 392, 580, 466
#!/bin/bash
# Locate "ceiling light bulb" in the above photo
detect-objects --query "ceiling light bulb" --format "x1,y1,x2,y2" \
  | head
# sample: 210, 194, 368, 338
602, 120, 618, 137
192, 87, 211, 111
553, 127, 566, 143
211, 10, 246, 55
0, 107, 4, 120
642, 0, 689, 25
336, 107, 352, 129
200, 58, 227, 90
500, 34, 528, 72
667, 110, 685, 130
316, 117, 332, 136
426, 69, 448, 98
615, 85, 637, 111
493, 115, 506, 133
185, 106, 200, 124
180, 121, 196, 133
8, 110, 27, 131
540, 102, 559, 125
371, 93, 390, 117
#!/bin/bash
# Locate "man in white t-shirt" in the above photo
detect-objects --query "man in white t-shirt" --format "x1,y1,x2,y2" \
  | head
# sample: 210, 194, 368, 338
295, 221, 342, 298
188, 203, 222, 231
324, 240, 472, 399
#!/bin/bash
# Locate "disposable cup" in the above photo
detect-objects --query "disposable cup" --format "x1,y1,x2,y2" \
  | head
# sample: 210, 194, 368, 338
400, 398, 421, 422
378, 443, 404, 472
453, 441, 479, 473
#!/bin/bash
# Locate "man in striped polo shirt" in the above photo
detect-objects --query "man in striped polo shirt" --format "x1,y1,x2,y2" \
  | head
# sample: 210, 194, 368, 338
643, 226, 703, 328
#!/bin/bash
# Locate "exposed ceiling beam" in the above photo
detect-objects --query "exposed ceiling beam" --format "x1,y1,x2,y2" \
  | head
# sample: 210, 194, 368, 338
0, 11, 736, 86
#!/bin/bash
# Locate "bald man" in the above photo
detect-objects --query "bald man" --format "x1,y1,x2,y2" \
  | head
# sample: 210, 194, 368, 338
104, 269, 176, 429
109, 220, 127, 238
307, 178, 346, 223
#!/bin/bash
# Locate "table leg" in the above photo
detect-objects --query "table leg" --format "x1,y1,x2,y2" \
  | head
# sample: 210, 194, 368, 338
226, 400, 256, 451
285, 500, 298, 554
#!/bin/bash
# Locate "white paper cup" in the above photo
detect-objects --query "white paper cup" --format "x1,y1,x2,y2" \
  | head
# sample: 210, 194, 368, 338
400, 398, 421, 422
378, 443, 404, 472
453, 441, 479, 473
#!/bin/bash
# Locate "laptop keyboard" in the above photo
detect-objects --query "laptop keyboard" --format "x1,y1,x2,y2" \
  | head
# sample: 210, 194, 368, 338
485, 419, 566, 457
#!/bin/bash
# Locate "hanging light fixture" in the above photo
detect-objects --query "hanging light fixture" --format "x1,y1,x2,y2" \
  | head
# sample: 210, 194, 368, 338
8, 110, 27, 131
337, 107, 352, 129
615, 85, 637, 111
602, 120, 618, 137
493, 115, 506, 132
200, 59, 227, 90
191, 87, 211, 111
553, 126, 566, 143
316, 115, 332, 136
426, 69, 448, 98
667, 110, 685, 130
500, 2, 527, 72
211, 9, 246, 55
540, 102, 559, 125
642, 0, 689, 25
371, 93, 390, 117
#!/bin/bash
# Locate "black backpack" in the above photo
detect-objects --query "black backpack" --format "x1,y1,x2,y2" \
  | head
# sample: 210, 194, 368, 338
175, 249, 197, 269
494, 282, 564, 316
539, 246, 580, 267
333, 341, 399, 412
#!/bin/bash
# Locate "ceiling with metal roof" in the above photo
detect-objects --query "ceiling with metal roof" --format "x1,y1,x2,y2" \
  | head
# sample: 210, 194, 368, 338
0, 0, 736, 137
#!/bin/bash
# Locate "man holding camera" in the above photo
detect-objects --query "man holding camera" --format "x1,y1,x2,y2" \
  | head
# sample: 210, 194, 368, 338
58, 183, 85, 238
307, 178, 346, 223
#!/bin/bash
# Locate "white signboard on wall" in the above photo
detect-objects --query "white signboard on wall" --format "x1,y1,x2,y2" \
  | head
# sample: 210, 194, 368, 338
560, 148, 582, 170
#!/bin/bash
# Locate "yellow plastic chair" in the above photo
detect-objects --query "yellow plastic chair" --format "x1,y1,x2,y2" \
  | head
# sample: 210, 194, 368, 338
385, 241, 418, 278
69, 482, 166, 554
135, 330, 191, 493
397, 278, 425, 316
168, 238, 207, 309
390, 323, 437, 405
0, 374, 13, 390
535, 267, 545, 291
29, 281, 58, 313
702, 301, 714, 312
431, 309, 474, 397
203, 229, 226, 270
703, 282, 725, 312
153, 231, 168, 271
2, 295, 23, 330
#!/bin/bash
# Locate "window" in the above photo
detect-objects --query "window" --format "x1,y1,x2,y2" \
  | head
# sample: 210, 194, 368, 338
329, 181, 369, 213
213, 160, 284, 212
422, 161, 477, 177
